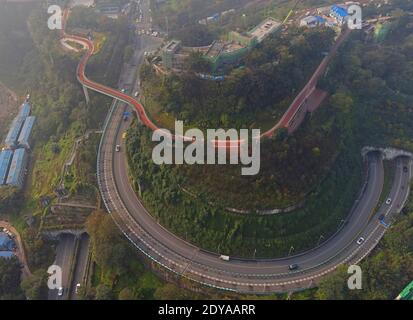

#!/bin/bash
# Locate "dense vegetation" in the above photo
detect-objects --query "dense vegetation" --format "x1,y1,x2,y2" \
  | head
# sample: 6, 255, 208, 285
323, 12, 413, 151
126, 117, 362, 258
150, 0, 338, 46
139, 26, 340, 209
127, 5, 413, 261
0, 257, 24, 300
142, 27, 335, 130
0, 3, 131, 299
83, 211, 212, 300
299, 188, 413, 300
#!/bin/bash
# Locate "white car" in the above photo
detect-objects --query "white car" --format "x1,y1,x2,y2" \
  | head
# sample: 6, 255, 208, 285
116, 145, 121, 152
75, 283, 81, 294
58, 287, 64, 297
386, 198, 392, 205
356, 237, 365, 245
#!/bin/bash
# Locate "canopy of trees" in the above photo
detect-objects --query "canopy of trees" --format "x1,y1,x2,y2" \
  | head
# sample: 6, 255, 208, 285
0, 257, 24, 300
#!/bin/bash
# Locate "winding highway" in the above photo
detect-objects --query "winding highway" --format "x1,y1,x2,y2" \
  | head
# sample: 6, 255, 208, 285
99, 99, 411, 293
62, 4, 413, 293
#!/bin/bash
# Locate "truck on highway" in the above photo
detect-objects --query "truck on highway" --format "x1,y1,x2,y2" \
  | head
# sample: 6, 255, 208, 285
219, 255, 230, 261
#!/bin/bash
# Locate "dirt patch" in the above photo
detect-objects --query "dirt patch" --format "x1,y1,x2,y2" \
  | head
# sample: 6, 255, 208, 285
0, 82, 19, 141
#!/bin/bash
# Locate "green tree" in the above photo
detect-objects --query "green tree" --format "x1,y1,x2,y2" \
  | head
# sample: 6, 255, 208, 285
118, 287, 136, 300
154, 283, 191, 300
95, 284, 114, 300
186, 51, 212, 73
316, 265, 355, 300
21, 269, 48, 300
86, 211, 130, 273
0, 257, 23, 299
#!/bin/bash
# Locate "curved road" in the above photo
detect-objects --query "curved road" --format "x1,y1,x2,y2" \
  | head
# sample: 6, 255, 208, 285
62, 8, 413, 293
63, 8, 350, 147
99, 97, 412, 293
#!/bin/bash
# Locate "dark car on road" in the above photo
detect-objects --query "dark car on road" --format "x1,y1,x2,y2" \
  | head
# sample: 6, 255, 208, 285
289, 264, 299, 271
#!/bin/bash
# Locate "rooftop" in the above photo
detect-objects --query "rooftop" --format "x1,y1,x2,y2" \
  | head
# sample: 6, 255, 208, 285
18, 116, 36, 147
0, 251, 14, 259
0, 150, 13, 185
0, 232, 15, 251
248, 17, 282, 43
19, 102, 31, 119
164, 40, 182, 53
6, 148, 27, 187
5, 117, 25, 147
206, 41, 225, 59
331, 5, 348, 18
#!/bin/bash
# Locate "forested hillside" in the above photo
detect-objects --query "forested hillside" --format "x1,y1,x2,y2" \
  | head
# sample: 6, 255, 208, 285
127, 7, 413, 259
0, 3, 132, 299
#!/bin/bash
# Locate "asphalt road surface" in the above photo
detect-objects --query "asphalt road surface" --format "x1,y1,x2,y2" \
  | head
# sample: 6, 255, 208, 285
69, 1, 413, 293
69, 233, 90, 300
97, 90, 412, 293
48, 234, 77, 300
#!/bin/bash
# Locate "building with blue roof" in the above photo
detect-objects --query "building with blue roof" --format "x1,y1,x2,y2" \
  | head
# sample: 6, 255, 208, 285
6, 148, 28, 189
315, 16, 327, 24
0, 150, 13, 185
330, 5, 348, 25
0, 251, 14, 259
4, 117, 25, 148
18, 116, 36, 150
0, 232, 15, 251
18, 102, 31, 119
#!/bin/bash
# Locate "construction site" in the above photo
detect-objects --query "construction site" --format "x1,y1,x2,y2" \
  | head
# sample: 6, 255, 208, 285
160, 17, 282, 72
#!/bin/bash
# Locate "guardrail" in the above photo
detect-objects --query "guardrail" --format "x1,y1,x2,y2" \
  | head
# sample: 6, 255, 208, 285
95, 90, 413, 292
96, 106, 403, 292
